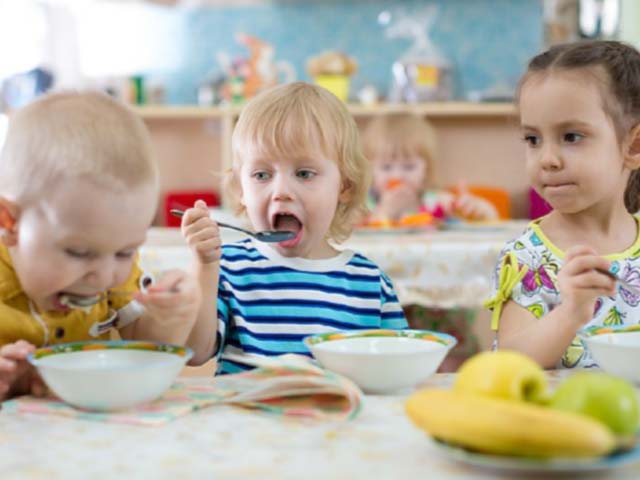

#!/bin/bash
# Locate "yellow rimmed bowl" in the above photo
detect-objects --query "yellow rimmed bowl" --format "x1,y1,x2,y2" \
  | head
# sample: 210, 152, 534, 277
28, 340, 192, 411
580, 325, 640, 383
304, 329, 457, 394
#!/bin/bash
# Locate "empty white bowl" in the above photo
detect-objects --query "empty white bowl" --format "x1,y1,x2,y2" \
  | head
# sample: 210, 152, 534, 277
28, 340, 193, 411
304, 329, 456, 394
581, 325, 640, 383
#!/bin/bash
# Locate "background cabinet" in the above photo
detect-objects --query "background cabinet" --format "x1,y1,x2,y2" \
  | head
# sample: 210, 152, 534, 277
135, 102, 526, 225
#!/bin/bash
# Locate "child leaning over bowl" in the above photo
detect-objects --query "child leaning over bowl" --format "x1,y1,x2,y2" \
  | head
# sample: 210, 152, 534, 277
0, 91, 201, 399
486, 40, 640, 369
179, 82, 408, 373
361, 113, 499, 223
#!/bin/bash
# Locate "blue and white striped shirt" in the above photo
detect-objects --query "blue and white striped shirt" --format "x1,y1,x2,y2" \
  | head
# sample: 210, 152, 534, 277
214, 239, 407, 374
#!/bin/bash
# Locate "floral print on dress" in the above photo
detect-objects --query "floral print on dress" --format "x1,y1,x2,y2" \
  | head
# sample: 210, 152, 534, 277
488, 218, 640, 369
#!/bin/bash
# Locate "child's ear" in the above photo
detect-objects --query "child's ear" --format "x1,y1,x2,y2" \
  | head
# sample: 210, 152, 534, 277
339, 180, 353, 203
624, 123, 640, 169
0, 197, 19, 246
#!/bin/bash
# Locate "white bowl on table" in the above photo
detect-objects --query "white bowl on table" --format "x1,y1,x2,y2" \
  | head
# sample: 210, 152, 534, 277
304, 329, 457, 394
580, 325, 640, 383
28, 340, 192, 411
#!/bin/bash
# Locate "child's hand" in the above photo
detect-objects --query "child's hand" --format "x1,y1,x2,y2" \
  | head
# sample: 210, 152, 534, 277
0, 340, 39, 400
181, 200, 221, 265
378, 185, 422, 221
557, 246, 616, 323
454, 194, 499, 221
136, 269, 202, 344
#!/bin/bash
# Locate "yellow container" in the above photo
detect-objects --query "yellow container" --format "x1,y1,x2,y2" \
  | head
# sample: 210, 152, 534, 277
314, 74, 350, 102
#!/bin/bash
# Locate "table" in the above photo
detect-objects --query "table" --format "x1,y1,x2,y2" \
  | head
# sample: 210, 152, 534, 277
140, 222, 528, 309
1, 372, 637, 480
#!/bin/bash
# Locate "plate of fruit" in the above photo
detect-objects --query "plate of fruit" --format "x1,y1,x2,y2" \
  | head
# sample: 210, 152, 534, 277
406, 351, 640, 473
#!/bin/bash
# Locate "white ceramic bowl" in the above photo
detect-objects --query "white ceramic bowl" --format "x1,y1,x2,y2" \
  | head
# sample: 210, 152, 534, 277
28, 341, 193, 411
304, 329, 456, 394
581, 326, 640, 383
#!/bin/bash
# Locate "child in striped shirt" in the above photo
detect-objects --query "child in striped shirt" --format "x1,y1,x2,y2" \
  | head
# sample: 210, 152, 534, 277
179, 82, 408, 373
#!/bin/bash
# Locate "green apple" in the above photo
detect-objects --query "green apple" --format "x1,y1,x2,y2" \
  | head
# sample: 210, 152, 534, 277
550, 372, 639, 437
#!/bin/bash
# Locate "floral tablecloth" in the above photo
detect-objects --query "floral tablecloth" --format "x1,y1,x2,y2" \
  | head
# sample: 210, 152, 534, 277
140, 222, 528, 309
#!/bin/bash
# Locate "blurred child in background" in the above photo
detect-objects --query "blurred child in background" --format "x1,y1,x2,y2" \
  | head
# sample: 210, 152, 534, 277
362, 113, 499, 223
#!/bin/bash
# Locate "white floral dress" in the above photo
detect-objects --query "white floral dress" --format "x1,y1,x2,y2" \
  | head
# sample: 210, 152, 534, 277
486, 218, 640, 368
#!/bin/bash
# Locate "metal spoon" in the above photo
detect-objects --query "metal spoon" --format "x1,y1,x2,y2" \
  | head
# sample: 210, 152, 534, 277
169, 209, 295, 243
597, 268, 640, 296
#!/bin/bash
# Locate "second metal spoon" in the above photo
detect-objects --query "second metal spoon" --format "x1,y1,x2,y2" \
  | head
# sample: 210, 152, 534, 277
169, 209, 295, 243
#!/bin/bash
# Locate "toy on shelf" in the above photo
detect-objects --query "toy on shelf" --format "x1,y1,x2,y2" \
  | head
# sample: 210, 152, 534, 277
214, 33, 296, 105
307, 51, 358, 102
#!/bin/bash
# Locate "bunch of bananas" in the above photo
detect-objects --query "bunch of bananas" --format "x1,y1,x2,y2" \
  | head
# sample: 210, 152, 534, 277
405, 351, 636, 458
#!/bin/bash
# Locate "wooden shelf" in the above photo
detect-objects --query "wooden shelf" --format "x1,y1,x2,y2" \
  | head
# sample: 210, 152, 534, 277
134, 102, 516, 120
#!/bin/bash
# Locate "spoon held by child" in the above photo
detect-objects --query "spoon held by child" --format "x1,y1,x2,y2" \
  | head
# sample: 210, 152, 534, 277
169, 209, 295, 243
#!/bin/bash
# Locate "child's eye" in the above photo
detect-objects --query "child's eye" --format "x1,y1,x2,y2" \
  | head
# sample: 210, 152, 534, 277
252, 171, 271, 181
116, 250, 136, 259
523, 134, 540, 147
65, 249, 91, 259
402, 164, 416, 172
564, 132, 584, 143
296, 169, 316, 180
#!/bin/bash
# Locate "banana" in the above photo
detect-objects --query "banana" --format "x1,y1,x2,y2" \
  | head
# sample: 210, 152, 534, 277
406, 389, 616, 458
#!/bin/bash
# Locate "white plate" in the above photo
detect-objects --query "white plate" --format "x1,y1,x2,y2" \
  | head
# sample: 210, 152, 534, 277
432, 439, 640, 473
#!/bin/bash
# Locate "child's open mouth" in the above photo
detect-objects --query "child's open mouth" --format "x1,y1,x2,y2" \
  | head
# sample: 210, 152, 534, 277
273, 213, 302, 247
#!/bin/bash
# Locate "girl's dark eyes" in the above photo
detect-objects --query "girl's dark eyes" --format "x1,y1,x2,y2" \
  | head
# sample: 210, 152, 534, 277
564, 132, 584, 143
296, 169, 316, 179
523, 134, 540, 146
116, 250, 136, 259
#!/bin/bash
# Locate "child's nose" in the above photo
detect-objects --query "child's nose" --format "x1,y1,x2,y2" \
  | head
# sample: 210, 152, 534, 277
84, 259, 117, 291
272, 175, 294, 201
540, 144, 562, 170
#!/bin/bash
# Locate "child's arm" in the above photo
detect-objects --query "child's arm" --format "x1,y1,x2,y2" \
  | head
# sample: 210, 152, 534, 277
179, 200, 222, 365
497, 246, 615, 368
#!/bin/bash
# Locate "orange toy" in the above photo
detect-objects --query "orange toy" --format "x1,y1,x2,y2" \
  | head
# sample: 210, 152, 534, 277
397, 212, 435, 227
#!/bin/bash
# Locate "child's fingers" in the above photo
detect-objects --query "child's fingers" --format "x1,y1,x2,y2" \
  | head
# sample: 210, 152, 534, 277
0, 341, 34, 361
562, 253, 611, 277
181, 206, 211, 229
193, 199, 209, 211
0, 357, 17, 373
564, 245, 599, 262
146, 269, 185, 293
182, 217, 218, 241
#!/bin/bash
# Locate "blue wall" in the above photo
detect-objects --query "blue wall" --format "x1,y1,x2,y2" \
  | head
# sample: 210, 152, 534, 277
143, 0, 543, 104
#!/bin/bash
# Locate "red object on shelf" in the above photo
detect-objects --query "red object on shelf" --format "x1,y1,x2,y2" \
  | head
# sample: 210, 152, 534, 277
164, 190, 219, 227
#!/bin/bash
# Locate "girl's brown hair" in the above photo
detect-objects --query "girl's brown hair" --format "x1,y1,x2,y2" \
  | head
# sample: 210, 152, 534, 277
518, 40, 640, 213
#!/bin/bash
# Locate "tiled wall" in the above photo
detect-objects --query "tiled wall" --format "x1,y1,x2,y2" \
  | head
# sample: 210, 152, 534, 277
141, 0, 543, 104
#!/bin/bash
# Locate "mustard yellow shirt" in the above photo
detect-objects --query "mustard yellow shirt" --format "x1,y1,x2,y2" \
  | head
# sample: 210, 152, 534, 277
0, 244, 149, 347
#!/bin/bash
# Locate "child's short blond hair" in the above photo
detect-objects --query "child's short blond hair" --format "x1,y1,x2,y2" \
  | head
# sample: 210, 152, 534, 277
226, 82, 370, 243
361, 113, 438, 190
0, 91, 157, 205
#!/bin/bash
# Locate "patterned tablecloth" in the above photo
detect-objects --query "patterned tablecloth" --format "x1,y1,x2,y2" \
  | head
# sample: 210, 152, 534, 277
140, 222, 528, 309
6, 371, 636, 480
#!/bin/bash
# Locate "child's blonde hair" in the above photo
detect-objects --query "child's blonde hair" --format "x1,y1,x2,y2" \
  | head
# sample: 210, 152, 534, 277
226, 82, 370, 243
0, 91, 158, 205
361, 113, 438, 191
